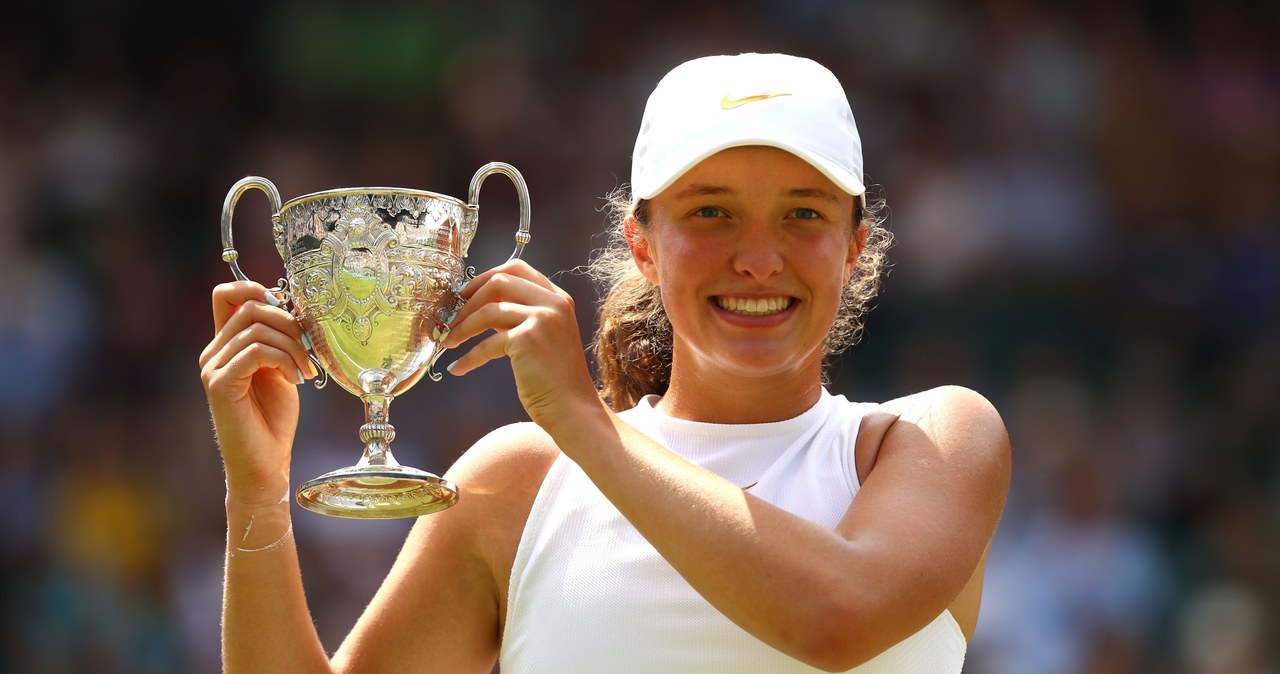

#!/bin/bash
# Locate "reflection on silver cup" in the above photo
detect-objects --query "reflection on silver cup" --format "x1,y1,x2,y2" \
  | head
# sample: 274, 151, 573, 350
220, 163, 531, 519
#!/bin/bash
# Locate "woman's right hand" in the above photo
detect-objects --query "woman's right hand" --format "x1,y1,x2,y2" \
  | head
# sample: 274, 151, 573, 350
199, 281, 315, 509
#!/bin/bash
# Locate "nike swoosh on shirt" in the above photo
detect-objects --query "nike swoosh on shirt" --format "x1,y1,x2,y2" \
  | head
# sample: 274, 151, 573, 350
719, 92, 792, 109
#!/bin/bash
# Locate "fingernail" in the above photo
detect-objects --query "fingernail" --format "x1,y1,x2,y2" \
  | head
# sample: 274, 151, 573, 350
446, 360, 458, 374
264, 291, 283, 307
296, 367, 306, 385
300, 332, 313, 350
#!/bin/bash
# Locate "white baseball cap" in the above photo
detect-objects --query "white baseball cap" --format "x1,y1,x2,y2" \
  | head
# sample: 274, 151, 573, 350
630, 52, 865, 203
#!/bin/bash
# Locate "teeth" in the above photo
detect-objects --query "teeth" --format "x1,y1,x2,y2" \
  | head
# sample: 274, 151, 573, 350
716, 296, 791, 316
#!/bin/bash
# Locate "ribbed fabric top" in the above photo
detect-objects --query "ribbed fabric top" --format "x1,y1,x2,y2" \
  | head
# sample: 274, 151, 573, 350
499, 389, 966, 672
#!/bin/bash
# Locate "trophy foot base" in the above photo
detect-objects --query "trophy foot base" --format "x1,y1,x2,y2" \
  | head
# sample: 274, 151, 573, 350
297, 465, 458, 519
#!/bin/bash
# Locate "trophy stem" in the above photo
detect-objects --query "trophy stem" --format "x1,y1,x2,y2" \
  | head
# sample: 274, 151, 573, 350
357, 393, 399, 468
294, 379, 459, 519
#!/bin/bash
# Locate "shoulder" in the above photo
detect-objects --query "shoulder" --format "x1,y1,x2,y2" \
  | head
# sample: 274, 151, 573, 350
856, 385, 1010, 485
403, 422, 560, 545
402, 421, 561, 595
883, 385, 1008, 449
414, 420, 561, 547
446, 420, 562, 497
882, 384, 1004, 424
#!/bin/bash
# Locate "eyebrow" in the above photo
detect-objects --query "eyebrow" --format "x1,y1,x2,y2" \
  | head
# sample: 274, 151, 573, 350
785, 188, 842, 204
670, 185, 843, 203
671, 184, 733, 199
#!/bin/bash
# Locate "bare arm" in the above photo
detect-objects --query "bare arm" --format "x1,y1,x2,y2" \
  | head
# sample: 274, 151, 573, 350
200, 281, 333, 673
201, 281, 524, 673
545, 386, 1009, 669
330, 422, 557, 673
444, 261, 1012, 670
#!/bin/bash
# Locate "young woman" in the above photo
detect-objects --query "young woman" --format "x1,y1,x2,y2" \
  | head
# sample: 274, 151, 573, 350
200, 52, 1011, 672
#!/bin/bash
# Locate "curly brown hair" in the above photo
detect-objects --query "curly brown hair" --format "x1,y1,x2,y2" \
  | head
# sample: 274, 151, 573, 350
586, 187, 891, 410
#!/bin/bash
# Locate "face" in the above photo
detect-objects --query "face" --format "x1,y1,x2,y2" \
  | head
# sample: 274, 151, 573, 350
629, 145, 862, 385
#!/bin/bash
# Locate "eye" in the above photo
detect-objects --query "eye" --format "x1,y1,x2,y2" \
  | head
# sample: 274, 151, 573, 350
693, 206, 726, 218
789, 207, 823, 220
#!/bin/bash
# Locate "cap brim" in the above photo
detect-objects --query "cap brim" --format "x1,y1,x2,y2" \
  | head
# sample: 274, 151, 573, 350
634, 138, 866, 202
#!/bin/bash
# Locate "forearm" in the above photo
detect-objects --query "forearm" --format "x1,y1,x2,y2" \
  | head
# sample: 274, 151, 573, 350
223, 499, 333, 673
545, 399, 877, 664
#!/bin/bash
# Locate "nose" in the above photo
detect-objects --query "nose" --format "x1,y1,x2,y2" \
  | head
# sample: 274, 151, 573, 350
731, 221, 784, 281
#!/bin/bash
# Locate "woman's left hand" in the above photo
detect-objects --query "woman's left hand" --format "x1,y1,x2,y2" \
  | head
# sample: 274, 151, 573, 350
442, 259, 602, 434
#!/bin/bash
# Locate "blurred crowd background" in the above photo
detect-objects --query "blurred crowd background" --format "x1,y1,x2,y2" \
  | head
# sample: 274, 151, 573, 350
2, 0, 1277, 672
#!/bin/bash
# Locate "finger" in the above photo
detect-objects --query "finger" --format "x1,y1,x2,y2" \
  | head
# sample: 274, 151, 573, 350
203, 298, 286, 368
203, 339, 307, 395
445, 299, 532, 348
204, 319, 314, 381
450, 269, 562, 328
459, 259, 557, 300
200, 300, 309, 372
444, 330, 512, 377
212, 280, 282, 333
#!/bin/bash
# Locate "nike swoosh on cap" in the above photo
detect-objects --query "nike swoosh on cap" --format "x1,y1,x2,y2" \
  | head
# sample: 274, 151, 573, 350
720, 92, 792, 109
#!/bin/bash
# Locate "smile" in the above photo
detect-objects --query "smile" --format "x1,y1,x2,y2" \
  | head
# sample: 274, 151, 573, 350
715, 296, 794, 316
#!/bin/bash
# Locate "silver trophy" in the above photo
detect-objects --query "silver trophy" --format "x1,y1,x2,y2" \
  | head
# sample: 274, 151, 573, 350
219, 163, 530, 519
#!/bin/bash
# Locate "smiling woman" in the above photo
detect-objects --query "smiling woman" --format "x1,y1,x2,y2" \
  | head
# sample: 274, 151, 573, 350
591, 52, 893, 417
202, 51, 1010, 673
594, 144, 892, 415
620, 147, 865, 419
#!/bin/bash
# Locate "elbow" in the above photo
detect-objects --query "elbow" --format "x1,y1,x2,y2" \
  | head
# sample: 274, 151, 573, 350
784, 595, 881, 672
793, 632, 873, 672
798, 645, 865, 673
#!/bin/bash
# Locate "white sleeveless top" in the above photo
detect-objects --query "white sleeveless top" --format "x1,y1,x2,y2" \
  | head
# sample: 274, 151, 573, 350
499, 389, 967, 673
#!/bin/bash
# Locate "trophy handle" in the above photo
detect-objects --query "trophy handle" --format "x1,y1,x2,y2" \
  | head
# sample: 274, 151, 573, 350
467, 162, 532, 263
221, 176, 284, 283
424, 162, 531, 382
219, 176, 330, 389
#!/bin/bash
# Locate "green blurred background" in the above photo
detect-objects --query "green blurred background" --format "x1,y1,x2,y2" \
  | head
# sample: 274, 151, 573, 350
1, 1, 1277, 672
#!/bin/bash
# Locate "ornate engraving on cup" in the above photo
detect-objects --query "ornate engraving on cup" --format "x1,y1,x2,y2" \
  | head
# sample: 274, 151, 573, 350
278, 191, 468, 394
219, 162, 531, 519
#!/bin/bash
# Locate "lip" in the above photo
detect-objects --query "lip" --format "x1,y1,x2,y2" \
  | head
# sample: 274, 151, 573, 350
710, 295, 798, 326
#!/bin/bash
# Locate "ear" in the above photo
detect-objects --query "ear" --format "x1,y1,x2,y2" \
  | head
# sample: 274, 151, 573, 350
843, 223, 866, 284
626, 217, 660, 286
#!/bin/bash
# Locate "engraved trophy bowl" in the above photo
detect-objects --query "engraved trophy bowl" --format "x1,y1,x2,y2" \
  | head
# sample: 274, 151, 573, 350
219, 163, 531, 518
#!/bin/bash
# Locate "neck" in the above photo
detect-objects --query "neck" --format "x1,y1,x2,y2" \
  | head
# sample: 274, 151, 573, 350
657, 360, 825, 424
